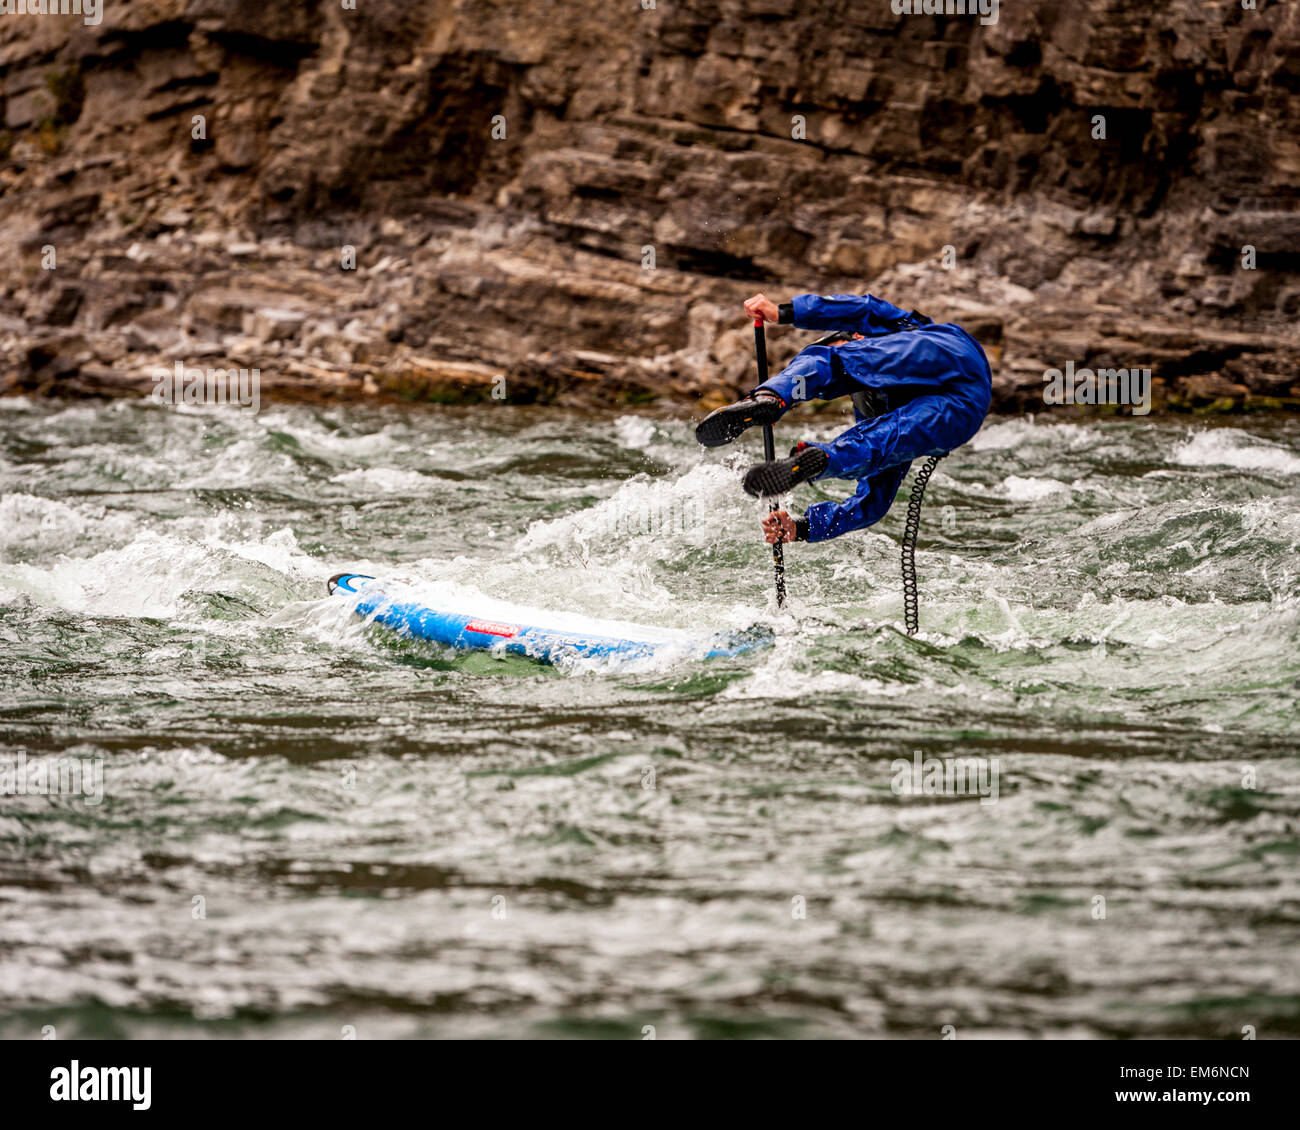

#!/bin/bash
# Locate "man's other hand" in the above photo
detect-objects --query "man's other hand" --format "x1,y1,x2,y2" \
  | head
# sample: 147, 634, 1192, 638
743, 294, 780, 324
762, 509, 797, 544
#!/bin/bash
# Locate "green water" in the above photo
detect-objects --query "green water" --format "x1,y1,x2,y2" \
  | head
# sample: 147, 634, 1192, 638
1, 396, 1297, 1038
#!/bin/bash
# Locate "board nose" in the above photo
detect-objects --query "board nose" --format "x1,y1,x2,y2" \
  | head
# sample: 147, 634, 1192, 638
327, 573, 375, 596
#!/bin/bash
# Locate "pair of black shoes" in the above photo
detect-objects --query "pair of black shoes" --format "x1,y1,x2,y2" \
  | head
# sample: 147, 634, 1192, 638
694, 394, 828, 497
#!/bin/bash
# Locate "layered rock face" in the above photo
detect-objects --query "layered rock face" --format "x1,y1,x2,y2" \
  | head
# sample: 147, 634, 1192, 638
1, 0, 1297, 412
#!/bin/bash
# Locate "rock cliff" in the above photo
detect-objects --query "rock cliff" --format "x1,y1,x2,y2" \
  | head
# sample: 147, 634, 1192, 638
1, 0, 1297, 412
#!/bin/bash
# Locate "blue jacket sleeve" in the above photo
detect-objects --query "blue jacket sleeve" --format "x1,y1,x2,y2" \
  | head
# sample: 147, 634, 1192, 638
790, 293, 914, 336
803, 464, 910, 542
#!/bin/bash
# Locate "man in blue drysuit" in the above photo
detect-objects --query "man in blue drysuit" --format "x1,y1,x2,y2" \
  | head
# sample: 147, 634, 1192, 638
695, 292, 992, 545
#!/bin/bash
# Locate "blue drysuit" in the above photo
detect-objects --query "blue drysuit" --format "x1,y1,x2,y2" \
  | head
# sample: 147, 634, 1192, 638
755, 293, 992, 542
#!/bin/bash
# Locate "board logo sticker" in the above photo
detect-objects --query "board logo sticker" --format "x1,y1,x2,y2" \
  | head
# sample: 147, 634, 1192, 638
465, 619, 520, 638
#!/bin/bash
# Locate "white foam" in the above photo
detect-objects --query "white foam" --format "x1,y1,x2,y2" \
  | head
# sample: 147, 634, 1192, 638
719, 634, 901, 700
613, 415, 657, 451
515, 461, 744, 557
329, 467, 433, 493
48, 434, 296, 492
1, 533, 210, 617
209, 525, 322, 579
1171, 429, 1300, 475
0, 494, 137, 560
999, 475, 1072, 502
261, 415, 407, 458
0, 520, 322, 618
969, 417, 1091, 452
0, 494, 88, 549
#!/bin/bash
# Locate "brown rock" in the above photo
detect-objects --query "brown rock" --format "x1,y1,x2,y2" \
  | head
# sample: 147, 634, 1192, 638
0, 1, 1295, 413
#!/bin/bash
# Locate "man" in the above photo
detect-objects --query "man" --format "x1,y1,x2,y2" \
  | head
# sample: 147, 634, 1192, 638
696, 292, 991, 545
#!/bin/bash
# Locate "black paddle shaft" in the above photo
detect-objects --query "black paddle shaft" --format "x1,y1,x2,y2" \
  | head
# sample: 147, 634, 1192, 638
753, 320, 786, 608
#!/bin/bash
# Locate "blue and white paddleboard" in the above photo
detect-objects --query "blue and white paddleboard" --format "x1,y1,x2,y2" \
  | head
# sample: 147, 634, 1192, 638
326, 574, 767, 665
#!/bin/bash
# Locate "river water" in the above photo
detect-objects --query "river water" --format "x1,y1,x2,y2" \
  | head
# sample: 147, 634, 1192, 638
1, 395, 1297, 1039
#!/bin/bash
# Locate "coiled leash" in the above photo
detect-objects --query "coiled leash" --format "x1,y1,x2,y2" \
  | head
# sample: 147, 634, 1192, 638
900, 453, 944, 636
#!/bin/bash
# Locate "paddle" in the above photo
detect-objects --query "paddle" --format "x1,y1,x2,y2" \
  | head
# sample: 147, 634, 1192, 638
753, 318, 787, 608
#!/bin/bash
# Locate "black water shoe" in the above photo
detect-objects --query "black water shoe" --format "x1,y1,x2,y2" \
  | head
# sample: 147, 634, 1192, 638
695, 392, 785, 448
742, 442, 829, 498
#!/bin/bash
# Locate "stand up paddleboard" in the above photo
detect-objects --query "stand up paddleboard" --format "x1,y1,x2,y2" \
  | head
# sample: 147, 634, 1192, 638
326, 574, 767, 665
